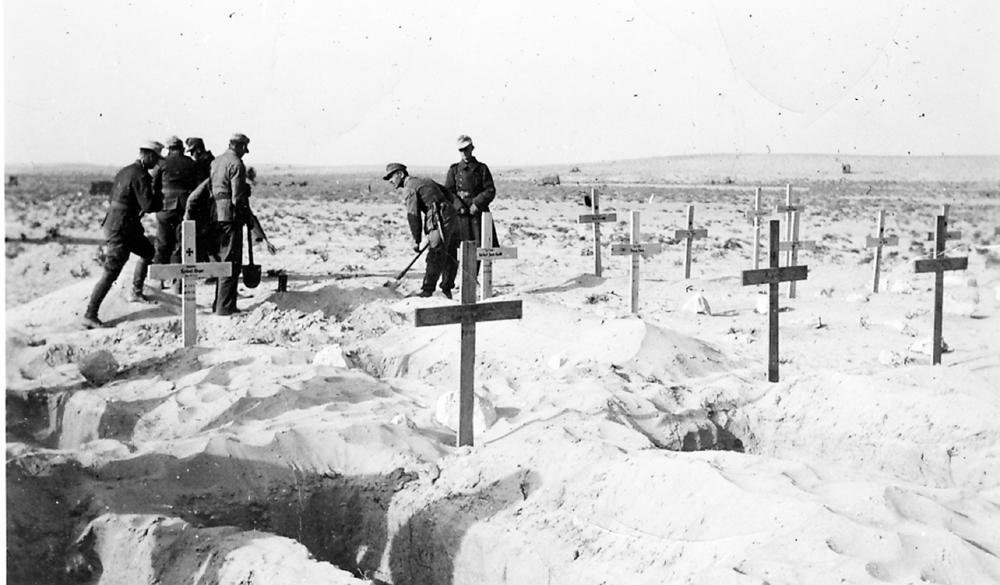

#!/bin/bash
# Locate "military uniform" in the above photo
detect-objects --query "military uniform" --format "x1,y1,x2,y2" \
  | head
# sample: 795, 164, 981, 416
209, 143, 250, 315
403, 176, 459, 297
444, 156, 497, 246
84, 158, 162, 322
186, 139, 215, 261
152, 150, 197, 267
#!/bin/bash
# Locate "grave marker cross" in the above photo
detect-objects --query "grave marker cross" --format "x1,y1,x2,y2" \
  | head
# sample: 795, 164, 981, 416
577, 189, 617, 277
674, 204, 709, 279
148, 220, 232, 347
924, 204, 961, 257
611, 210, 663, 313
774, 187, 812, 299
742, 220, 809, 382
744, 187, 771, 270
866, 210, 899, 293
477, 212, 518, 300
913, 215, 969, 365
414, 241, 523, 446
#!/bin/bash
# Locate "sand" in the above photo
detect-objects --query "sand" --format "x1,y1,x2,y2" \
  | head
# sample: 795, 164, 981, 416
6, 155, 1000, 584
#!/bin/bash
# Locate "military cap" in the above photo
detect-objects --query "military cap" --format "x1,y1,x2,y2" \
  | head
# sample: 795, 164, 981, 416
139, 140, 164, 156
383, 162, 407, 180
456, 135, 473, 150
230, 133, 250, 145
184, 137, 205, 152
165, 136, 183, 150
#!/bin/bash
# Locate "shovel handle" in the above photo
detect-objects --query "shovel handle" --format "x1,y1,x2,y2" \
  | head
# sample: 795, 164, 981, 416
396, 242, 429, 279
246, 224, 254, 265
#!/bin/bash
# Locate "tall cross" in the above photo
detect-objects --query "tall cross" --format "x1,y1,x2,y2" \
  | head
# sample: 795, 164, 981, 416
148, 220, 232, 347
866, 210, 898, 293
674, 204, 708, 279
924, 204, 961, 257
611, 210, 662, 314
414, 241, 523, 446
744, 187, 771, 270
577, 189, 617, 277
742, 220, 809, 382
914, 215, 969, 365
477, 212, 518, 300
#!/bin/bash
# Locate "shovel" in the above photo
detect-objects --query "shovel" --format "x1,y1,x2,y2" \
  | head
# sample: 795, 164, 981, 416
383, 242, 428, 289
243, 224, 261, 288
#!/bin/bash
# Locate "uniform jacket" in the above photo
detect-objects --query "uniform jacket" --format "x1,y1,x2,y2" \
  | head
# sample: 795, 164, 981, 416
102, 160, 162, 235
209, 149, 248, 223
192, 151, 215, 184
152, 151, 198, 211
445, 157, 496, 213
402, 176, 457, 247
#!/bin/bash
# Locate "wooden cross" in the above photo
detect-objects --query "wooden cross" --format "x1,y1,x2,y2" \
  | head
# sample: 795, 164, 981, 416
611, 210, 663, 314
477, 212, 518, 300
774, 187, 812, 299
674, 204, 708, 279
148, 220, 232, 347
577, 189, 617, 277
742, 220, 809, 383
914, 215, 969, 365
924, 204, 961, 257
744, 187, 771, 270
414, 241, 523, 446
866, 209, 898, 293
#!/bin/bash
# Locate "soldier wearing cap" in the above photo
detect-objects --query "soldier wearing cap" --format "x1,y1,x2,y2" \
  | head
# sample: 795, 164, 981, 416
82, 141, 165, 328
445, 135, 497, 248
183, 137, 216, 262
208, 133, 252, 315
384, 163, 459, 298
151, 136, 198, 292
185, 137, 215, 183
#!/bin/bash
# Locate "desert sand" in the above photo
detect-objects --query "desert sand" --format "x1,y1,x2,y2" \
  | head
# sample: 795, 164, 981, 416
6, 154, 1000, 584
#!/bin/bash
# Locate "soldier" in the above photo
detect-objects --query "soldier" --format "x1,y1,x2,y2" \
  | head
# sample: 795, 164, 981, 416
384, 163, 459, 298
81, 141, 164, 329
209, 133, 251, 315
185, 137, 216, 261
151, 136, 197, 292
445, 134, 497, 248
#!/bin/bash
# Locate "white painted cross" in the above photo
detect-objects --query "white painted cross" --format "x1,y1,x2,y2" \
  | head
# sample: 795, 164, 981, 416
924, 204, 961, 257
611, 210, 663, 314
775, 187, 812, 299
866, 209, 899, 293
914, 215, 969, 365
414, 241, 523, 446
742, 220, 810, 383
148, 220, 232, 347
674, 204, 708, 279
577, 189, 617, 277
744, 187, 771, 270
477, 212, 518, 300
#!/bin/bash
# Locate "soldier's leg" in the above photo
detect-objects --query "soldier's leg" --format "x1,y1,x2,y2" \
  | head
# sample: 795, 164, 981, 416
440, 237, 459, 297
85, 241, 128, 320
214, 222, 243, 314
421, 244, 445, 296
128, 233, 157, 302
153, 212, 174, 265
169, 212, 184, 264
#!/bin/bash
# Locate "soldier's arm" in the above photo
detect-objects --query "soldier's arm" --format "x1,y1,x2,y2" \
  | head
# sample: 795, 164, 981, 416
185, 179, 210, 219
405, 189, 422, 244
135, 169, 162, 213
231, 163, 248, 207
472, 164, 496, 208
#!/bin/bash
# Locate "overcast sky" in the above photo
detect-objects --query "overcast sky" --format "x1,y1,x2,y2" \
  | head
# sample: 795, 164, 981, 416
5, 1, 999, 168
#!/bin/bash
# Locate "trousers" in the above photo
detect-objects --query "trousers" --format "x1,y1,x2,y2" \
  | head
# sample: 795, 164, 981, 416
213, 221, 243, 314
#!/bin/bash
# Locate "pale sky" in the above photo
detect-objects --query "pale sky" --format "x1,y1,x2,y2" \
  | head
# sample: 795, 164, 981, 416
4, 1, 999, 168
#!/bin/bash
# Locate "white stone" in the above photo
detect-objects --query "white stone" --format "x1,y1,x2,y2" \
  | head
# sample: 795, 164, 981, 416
79, 350, 118, 386
390, 413, 415, 428
889, 280, 914, 294
681, 293, 712, 315
845, 293, 869, 303
755, 296, 769, 314
909, 337, 950, 356
313, 345, 348, 368
944, 292, 979, 317
878, 350, 908, 367
943, 274, 977, 288
434, 390, 497, 434
547, 353, 569, 369
884, 320, 918, 337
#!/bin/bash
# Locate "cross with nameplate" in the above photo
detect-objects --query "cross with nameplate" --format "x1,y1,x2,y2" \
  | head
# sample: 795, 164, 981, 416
478, 212, 518, 300
924, 205, 961, 257
578, 189, 618, 277
674, 204, 709, 279
414, 241, 523, 446
866, 210, 898, 293
742, 220, 809, 382
914, 214, 969, 365
611, 210, 663, 314
744, 187, 771, 270
775, 187, 812, 299
148, 220, 232, 347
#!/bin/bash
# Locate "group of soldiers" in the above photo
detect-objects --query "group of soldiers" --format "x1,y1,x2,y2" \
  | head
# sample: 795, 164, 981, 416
384, 134, 497, 299
81, 132, 495, 329
82, 133, 274, 329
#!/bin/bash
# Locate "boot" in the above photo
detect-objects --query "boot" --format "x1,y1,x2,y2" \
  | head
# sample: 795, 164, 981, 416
81, 314, 104, 329
126, 288, 155, 304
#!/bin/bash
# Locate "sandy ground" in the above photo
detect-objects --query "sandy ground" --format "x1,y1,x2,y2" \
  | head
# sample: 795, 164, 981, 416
6, 156, 1000, 584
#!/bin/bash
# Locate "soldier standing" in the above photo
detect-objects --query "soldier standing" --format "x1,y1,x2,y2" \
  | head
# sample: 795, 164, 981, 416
209, 133, 251, 315
445, 135, 497, 248
384, 163, 459, 299
151, 136, 197, 292
81, 141, 164, 329
185, 137, 216, 262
